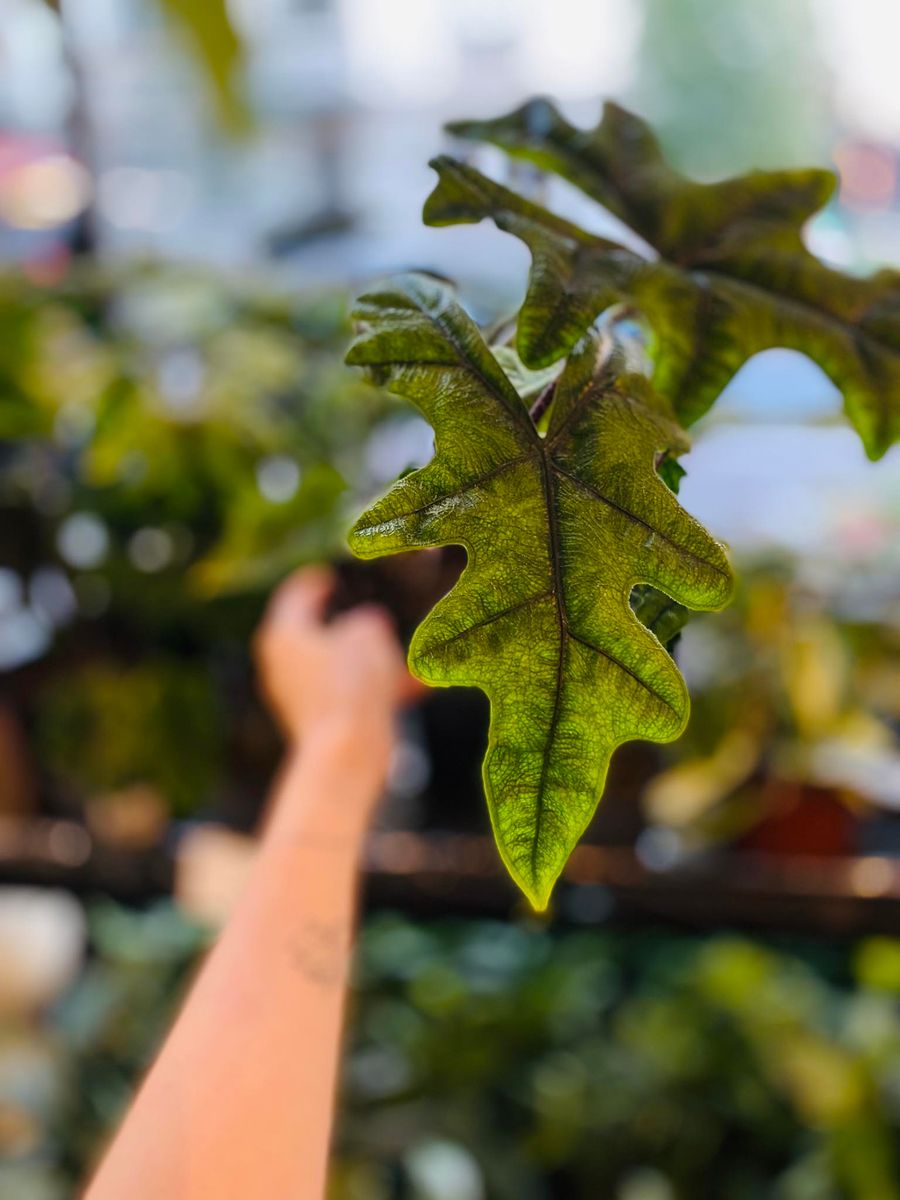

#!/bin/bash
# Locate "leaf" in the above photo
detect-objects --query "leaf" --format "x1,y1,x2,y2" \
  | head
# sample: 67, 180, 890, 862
346, 274, 733, 907
424, 157, 637, 374
157, 0, 250, 133
429, 99, 900, 459
490, 345, 561, 410
191, 463, 347, 596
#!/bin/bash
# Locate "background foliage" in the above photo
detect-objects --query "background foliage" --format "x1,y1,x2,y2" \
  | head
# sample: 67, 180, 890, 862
0, 261, 406, 822
7, 906, 900, 1200
5, 5, 900, 1192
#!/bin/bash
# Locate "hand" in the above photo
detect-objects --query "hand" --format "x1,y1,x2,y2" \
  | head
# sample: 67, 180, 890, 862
254, 566, 412, 754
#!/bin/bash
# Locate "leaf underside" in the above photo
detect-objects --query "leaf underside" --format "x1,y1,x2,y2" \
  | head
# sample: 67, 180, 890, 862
426, 99, 900, 459
347, 274, 732, 907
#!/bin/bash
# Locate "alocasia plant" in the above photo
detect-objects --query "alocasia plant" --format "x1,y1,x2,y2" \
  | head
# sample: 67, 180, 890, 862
429, 99, 900, 459
346, 99, 900, 908
347, 275, 731, 907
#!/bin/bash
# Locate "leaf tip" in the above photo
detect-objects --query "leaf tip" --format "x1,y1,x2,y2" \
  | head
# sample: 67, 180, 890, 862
499, 849, 560, 912
443, 117, 474, 139
343, 338, 364, 366
524, 882, 553, 913
861, 430, 890, 462
346, 511, 379, 559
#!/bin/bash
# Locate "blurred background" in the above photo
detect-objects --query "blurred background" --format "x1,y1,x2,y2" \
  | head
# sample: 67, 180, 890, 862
4, 1, 900, 1197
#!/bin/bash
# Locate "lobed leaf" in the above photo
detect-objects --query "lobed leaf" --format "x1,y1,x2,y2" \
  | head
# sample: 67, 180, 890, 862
432, 99, 900, 459
423, 157, 640, 371
347, 274, 733, 907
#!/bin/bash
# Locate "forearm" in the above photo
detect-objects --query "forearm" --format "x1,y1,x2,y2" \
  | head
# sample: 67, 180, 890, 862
86, 726, 389, 1200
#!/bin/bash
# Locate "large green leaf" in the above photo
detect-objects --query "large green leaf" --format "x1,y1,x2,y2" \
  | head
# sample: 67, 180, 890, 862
347, 274, 732, 907
427, 99, 900, 459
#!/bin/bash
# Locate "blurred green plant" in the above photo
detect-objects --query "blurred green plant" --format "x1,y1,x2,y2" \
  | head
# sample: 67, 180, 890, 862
6, 908, 900, 1200
35, 659, 221, 814
337, 918, 900, 1200
0, 261, 402, 817
0, 263, 392, 593
644, 559, 900, 847
156, 0, 249, 132
42, 0, 249, 133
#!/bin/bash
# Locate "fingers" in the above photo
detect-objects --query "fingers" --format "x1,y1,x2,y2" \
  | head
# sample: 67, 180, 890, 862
333, 602, 395, 638
256, 570, 427, 720
337, 605, 425, 707
263, 566, 334, 630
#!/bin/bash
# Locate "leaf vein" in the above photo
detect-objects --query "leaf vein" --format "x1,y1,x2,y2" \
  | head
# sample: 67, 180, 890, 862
410, 293, 537, 438
565, 628, 678, 717
551, 462, 729, 579
356, 455, 529, 532
424, 588, 553, 651
533, 454, 567, 878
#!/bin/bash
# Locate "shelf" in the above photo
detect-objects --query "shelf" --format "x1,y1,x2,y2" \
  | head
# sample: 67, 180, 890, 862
3, 816, 900, 936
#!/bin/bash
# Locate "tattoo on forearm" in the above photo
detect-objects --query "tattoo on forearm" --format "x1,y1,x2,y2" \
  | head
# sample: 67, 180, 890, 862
287, 920, 351, 987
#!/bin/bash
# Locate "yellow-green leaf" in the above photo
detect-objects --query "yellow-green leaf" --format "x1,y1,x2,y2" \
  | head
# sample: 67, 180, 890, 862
347, 274, 733, 907
157, 0, 249, 133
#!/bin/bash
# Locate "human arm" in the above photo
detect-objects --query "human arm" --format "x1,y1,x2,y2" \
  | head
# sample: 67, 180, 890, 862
85, 568, 411, 1200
